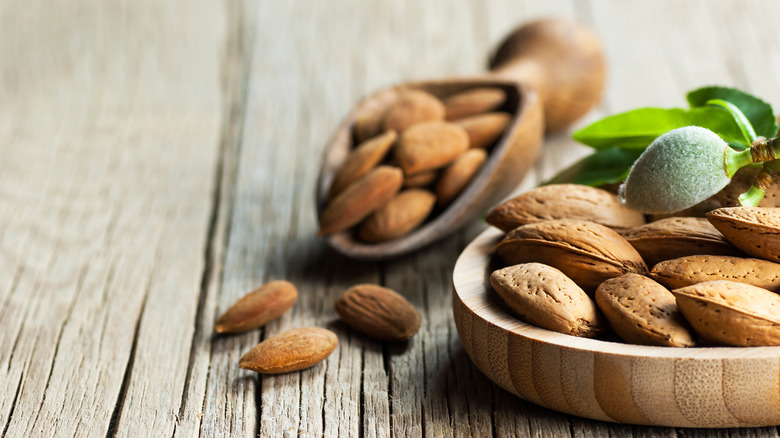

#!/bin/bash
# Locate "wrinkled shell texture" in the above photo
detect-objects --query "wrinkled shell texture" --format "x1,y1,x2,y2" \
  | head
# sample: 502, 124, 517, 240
673, 281, 780, 346
621, 217, 741, 267
595, 274, 694, 347
490, 263, 603, 336
707, 207, 780, 263
652, 255, 780, 291
496, 219, 647, 292
215, 280, 298, 334
621, 126, 731, 213
335, 284, 421, 341
239, 327, 338, 374
486, 184, 645, 232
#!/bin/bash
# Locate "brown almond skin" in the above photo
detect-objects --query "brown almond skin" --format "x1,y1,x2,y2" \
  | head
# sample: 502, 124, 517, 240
403, 170, 438, 188
382, 89, 445, 133
215, 280, 298, 334
496, 219, 648, 293
434, 149, 487, 206
673, 281, 780, 346
652, 255, 780, 291
455, 112, 512, 149
395, 121, 470, 176
327, 130, 398, 200
239, 327, 338, 374
486, 184, 646, 233
622, 217, 742, 267
490, 263, 604, 337
359, 189, 436, 243
707, 207, 780, 262
319, 166, 403, 236
595, 274, 695, 347
444, 88, 506, 121
353, 97, 396, 143
335, 284, 421, 341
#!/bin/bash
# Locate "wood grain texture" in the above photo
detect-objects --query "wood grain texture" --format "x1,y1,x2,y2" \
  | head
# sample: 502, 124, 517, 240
2, 0, 780, 437
453, 227, 780, 428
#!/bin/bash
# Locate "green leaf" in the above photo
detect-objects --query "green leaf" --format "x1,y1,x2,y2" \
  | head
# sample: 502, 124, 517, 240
573, 107, 745, 150
687, 86, 778, 139
706, 99, 757, 144
542, 147, 644, 186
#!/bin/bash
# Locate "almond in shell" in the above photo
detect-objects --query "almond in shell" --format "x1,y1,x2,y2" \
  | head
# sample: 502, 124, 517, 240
455, 112, 511, 149
359, 189, 436, 243
490, 263, 604, 337
444, 87, 506, 121
394, 121, 469, 175
327, 130, 397, 200
496, 219, 648, 292
595, 274, 695, 347
706, 207, 780, 263
673, 280, 780, 346
486, 184, 645, 233
621, 217, 742, 267
215, 280, 298, 334
651, 255, 780, 291
434, 149, 487, 206
382, 89, 445, 133
319, 165, 403, 236
335, 284, 421, 341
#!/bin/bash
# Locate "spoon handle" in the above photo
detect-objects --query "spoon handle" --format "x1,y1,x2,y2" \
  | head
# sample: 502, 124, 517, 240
488, 18, 606, 133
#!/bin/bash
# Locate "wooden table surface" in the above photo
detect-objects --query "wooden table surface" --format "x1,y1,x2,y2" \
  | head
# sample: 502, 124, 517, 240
3, 0, 780, 436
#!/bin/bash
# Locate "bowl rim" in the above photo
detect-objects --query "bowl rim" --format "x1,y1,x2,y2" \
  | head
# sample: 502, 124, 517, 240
453, 226, 780, 360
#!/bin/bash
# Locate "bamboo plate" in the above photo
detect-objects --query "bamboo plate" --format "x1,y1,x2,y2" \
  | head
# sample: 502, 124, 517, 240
452, 227, 780, 428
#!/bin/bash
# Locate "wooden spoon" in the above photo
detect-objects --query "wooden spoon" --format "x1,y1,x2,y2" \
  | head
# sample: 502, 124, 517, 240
317, 18, 605, 260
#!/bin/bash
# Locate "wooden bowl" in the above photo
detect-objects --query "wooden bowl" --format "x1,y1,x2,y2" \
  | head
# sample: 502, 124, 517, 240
316, 80, 543, 260
453, 227, 780, 428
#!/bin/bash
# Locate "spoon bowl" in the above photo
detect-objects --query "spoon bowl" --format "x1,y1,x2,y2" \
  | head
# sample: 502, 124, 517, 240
317, 19, 605, 260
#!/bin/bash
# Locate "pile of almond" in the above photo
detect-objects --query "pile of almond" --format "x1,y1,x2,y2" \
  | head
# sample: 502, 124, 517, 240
215, 281, 420, 374
319, 87, 512, 242
486, 183, 780, 347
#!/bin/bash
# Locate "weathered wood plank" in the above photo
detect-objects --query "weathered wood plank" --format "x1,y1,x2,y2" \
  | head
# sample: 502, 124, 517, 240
0, 0, 226, 437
